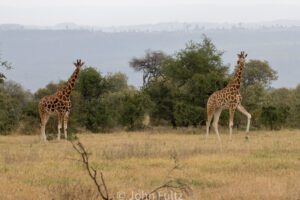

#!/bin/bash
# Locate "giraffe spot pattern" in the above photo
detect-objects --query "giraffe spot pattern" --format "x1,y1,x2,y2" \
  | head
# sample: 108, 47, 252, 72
207, 52, 246, 112
39, 61, 82, 118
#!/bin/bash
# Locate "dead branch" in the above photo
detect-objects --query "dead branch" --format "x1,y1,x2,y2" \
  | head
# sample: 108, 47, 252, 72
72, 141, 111, 200
141, 179, 192, 200
142, 151, 192, 199
71, 141, 192, 200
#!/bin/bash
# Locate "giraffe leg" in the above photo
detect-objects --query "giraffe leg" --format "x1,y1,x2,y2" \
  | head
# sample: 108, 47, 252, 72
212, 108, 222, 150
229, 108, 236, 141
57, 114, 63, 140
237, 105, 252, 139
40, 114, 49, 141
206, 107, 215, 140
63, 112, 69, 140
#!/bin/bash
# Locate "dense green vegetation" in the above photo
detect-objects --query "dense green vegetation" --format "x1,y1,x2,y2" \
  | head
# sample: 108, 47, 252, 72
0, 37, 299, 135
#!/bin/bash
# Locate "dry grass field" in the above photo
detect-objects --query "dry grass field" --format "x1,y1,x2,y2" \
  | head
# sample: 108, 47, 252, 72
0, 129, 299, 200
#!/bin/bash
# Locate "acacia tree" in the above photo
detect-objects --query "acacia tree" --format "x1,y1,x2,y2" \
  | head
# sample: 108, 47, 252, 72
119, 90, 151, 130
260, 88, 292, 130
164, 38, 228, 101
142, 37, 228, 127
0, 81, 33, 134
143, 79, 178, 127
163, 37, 228, 126
242, 60, 278, 88
261, 106, 289, 130
129, 50, 169, 86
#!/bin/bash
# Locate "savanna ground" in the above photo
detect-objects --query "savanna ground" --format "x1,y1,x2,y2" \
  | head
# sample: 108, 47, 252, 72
0, 128, 299, 200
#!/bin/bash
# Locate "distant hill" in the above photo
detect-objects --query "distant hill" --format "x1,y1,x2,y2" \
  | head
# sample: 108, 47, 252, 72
0, 23, 300, 91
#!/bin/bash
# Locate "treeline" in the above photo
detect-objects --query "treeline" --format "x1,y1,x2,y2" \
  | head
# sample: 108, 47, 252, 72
0, 37, 299, 135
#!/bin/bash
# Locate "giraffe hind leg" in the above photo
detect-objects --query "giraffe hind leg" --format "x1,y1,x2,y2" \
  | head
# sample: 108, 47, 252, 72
229, 108, 236, 141
206, 107, 215, 140
212, 108, 223, 150
237, 105, 252, 139
57, 114, 63, 140
63, 112, 69, 140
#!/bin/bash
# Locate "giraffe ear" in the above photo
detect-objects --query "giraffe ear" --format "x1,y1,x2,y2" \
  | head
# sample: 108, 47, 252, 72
245, 54, 248, 58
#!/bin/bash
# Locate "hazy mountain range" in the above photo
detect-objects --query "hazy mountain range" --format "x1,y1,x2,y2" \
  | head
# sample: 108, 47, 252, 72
2, 20, 300, 32
0, 21, 300, 92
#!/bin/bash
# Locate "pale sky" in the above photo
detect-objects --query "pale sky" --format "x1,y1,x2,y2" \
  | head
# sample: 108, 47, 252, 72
1, 0, 300, 26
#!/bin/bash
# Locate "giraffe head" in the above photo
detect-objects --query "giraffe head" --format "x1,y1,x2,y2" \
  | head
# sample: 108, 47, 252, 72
237, 51, 247, 64
73, 59, 85, 69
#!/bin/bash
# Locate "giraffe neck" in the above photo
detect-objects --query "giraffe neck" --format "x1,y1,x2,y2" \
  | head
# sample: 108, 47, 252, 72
227, 61, 245, 89
59, 67, 80, 98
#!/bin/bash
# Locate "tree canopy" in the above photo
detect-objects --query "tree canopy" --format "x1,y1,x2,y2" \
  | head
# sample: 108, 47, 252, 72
129, 50, 169, 86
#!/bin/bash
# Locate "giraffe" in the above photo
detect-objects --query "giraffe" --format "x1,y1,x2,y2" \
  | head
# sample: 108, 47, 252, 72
206, 51, 251, 147
38, 59, 84, 141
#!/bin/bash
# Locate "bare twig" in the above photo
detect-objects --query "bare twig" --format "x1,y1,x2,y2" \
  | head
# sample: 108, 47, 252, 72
141, 179, 192, 200
71, 141, 192, 200
167, 150, 181, 175
71, 141, 111, 200
140, 150, 192, 200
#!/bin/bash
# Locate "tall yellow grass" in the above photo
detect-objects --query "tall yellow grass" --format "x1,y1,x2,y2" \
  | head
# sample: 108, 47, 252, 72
0, 129, 299, 199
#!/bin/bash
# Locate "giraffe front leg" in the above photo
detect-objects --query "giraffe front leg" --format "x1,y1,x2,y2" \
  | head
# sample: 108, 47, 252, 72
63, 112, 69, 140
237, 105, 251, 140
41, 125, 47, 141
57, 114, 63, 140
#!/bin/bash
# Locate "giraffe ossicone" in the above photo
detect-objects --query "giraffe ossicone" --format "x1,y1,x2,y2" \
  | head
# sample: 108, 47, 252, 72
38, 59, 84, 141
206, 51, 251, 149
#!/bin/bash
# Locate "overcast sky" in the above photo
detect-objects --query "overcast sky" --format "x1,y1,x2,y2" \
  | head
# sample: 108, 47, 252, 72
1, 0, 300, 26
